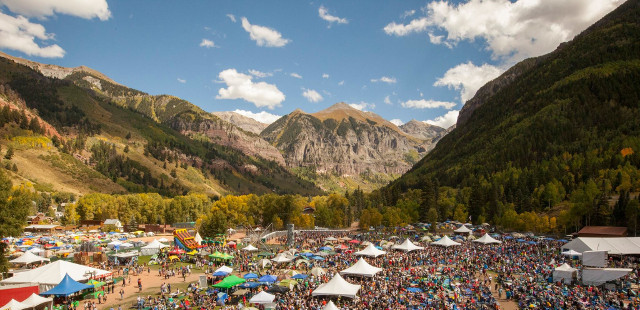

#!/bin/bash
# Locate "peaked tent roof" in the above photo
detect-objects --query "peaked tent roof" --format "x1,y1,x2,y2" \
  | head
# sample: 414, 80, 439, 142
21, 293, 53, 308
9, 251, 49, 265
555, 263, 577, 272
249, 291, 275, 304
41, 274, 93, 296
142, 239, 169, 249
431, 235, 461, 247
242, 244, 258, 251
391, 239, 424, 252
473, 234, 502, 244
312, 273, 360, 298
194, 233, 203, 245
561, 249, 583, 256
0, 260, 111, 286
323, 300, 340, 310
454, 225, 472, 233
340, 257, 383, 277
214, 266, 233, 274
561, 237, 640, 255
0, 299, 26, 310
354, 243, 387, 257
212, 275, 246, 289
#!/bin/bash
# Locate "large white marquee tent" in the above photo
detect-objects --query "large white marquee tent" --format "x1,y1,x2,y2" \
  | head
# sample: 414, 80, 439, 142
392, 239, 424, 252
473, 234, 502, 245
312, 274, 360, 298
340, 258, 383, 277
562, 237, 640, 255
431, 235, 461, 247
0, 260, 111, 291
354, 243, 386, 257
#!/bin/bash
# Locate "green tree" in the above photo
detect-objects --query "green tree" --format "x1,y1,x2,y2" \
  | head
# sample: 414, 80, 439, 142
0, 171, 31, 273
4, 146, 14, 160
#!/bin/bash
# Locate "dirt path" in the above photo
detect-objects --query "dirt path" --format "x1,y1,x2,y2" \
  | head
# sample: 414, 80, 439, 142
99, 267, 203, 310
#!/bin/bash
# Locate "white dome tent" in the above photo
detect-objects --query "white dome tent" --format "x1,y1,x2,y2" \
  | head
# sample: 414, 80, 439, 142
340, 258, 383, 277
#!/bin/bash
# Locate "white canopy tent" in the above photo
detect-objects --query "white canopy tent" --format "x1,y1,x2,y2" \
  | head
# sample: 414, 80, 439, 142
214, 266, 233, 274
249, 291, 275, 305
582, 268, 633, 286
271, 253, 294, 263
323, 300, 339, 310
562, 237, 640, 255
340, 258, 383, 277
0, 260, 111, 291
552, 263, 577, 284
454, 225, 472, 234
354, 243, 387, 257
561, 249, 583, 257
473, 234, 502, 245
392, 239, 424, 252
431, 235, 461, 247
140, 239, 169, 256
242, 244, 258, 252
21, 293, 53, 309
0, 299, 26, 310
312, 273, 361, 298
9, 251, 49, 265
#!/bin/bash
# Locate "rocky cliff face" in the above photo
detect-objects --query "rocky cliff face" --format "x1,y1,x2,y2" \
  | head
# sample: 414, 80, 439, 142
212, 111, 269, 135
399, 120, 446, 151
261, 103, 432, 176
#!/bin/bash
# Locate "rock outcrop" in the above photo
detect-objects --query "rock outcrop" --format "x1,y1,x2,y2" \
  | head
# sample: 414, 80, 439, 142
212, 111, 269, 135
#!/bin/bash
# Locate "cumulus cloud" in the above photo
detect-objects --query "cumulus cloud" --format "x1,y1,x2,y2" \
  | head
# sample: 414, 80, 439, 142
226, 14, 236, 23
390, 119, 404, 126
434, 61, 502, 103
0, 0, 111, 58
290, 73, 302, 79
401, 9, 416, 19
338, 81, 344, 86
401, 99, 456, 109
425, 110, 459, 128
199, 39, 215, 48
302, 88, 323, 103
0, 0, 111, 20
232, 109, 281, 124
177, 78, 186, 83
248, 69, 272, 78
385, 0, 624, 63
318, 5, 348, 26
322, 73, 329, 79
371, 76, 397, 84
216, 68, 285, 110
0, 12, 64, 57
241, 17, 290, 47
348, 102, 375, 111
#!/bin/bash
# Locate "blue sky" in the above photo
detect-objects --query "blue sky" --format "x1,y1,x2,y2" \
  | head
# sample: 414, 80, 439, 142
0, 0, 624, 128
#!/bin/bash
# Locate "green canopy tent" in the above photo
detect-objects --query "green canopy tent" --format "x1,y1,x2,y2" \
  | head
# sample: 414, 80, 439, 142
212, 275, 246, 289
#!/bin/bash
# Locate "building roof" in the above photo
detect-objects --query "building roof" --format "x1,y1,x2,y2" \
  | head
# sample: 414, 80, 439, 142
577, 226, 627, 237
24, 225, 59, 229
103, 219, 121, 225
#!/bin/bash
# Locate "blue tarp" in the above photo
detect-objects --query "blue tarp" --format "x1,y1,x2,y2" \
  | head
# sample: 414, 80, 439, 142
239, 282, 262, 289
407, 287, 423, 293
292, 274, 308, 280
212, 271, 229, 277
258, 275, 277, 283
243, 273, 258, 279
41, 274, 93, 297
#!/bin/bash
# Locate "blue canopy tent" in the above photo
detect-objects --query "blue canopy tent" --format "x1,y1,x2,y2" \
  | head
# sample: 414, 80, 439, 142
243, 273, 259, 280
291, 274, 308, 280
41, 274, 93, 297
258, 275, 277, 283
212, 271, 229, 277
239, 282, 262, 289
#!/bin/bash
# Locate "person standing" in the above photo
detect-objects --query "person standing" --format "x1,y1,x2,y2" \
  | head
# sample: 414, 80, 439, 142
138, 278, 142, 292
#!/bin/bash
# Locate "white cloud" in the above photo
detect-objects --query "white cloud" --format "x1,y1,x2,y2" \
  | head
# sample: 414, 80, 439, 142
0, 0, 111, 58
338, 80, 344, 86
177, 78, 186, 84
384, 17, 429, 36
226, 14, 236, 23
302, 88, 323, 103
384, 96, 392, 105
318, 5, 348, 26
248, 69, 272, 78
0, 0, 111, 20
241, 17, 290, 47
232, 109, 281, 124
322, 73, 329, 79
401, 99, 456, 109
386, 0, 624, 63
371, 76, 397, 84
290, 73, 302, 79
348, 102, 375, 111
425, 110, 459, 128
390, 119, 404, 126
401, 9, 416, 19
199, 39, 215, 48
434, 61, 502, 103
0, 12, 64, 57
216, 68, 285, 110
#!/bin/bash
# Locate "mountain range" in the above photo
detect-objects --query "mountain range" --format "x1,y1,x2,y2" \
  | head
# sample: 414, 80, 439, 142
0, 51, 448, 195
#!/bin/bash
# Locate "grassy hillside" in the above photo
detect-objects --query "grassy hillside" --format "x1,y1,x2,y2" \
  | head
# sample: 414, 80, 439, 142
385, 0, 640, 229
